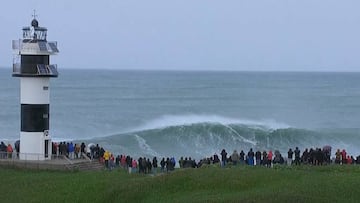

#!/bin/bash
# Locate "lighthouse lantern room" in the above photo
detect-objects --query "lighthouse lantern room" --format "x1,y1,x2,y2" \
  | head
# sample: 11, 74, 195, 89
12, 13, 59, 161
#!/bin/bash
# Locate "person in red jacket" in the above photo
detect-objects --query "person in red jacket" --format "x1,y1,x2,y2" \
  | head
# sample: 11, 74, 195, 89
341, 149, 347, 165
347, 155, 352, 165
267, 150, 273, 168
7, 144, 13, 159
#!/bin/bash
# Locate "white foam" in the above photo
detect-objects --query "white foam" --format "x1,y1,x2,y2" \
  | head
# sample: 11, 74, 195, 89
132, 114, 290, 132
133, 134, 160, 157
222, 124, 257, 145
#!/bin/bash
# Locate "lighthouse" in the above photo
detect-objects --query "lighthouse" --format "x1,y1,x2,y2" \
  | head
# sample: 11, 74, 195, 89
12, 14, 59, 161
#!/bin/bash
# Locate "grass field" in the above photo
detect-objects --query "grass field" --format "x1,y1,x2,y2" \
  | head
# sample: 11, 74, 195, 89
1, 165, 360, 203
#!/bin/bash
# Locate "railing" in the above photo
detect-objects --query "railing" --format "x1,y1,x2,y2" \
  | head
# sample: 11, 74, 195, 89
12, 40, 20, 50
0, 151, 65, 160
12, 40, 38, 53
0, 152, 75, 171
12, 40, 58, 53
37, 64, 58, 75
12, 63, 58, 76
13, 63, 21, 74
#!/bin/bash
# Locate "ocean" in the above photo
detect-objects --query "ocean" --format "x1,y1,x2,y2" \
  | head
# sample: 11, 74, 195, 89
1, 68, 360, 160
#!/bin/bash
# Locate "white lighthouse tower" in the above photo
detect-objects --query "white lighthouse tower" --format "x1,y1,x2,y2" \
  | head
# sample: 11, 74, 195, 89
12, 14, 59, 161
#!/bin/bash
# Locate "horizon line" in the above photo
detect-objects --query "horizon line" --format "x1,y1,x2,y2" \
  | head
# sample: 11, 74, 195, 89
0, 66, 359, 73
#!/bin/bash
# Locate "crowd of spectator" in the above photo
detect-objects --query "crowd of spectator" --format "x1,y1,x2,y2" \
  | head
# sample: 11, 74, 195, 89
96, 145, 360, 174
1, 140, 360, 174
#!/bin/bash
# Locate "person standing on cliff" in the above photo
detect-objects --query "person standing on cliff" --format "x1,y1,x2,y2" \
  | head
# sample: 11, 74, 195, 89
221, 149, 227, 167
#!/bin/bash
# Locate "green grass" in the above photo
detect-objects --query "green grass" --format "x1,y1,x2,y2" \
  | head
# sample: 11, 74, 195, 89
1, 165, 360, 203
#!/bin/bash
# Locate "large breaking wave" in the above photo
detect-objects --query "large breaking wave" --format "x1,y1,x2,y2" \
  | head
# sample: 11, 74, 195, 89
85, 115, 360, 160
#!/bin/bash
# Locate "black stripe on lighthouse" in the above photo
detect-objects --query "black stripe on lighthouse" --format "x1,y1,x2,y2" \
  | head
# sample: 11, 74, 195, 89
21, 104, 49, 132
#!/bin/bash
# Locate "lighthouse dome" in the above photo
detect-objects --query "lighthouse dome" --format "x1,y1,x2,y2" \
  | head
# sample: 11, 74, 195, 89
31, 19, 39, 27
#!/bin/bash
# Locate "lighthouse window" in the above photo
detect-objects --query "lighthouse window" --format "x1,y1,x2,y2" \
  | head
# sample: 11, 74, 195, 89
43, 86, 49, 90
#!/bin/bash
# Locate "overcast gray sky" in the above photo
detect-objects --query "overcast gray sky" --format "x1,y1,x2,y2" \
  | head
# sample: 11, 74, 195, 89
1, 0, 359, 71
